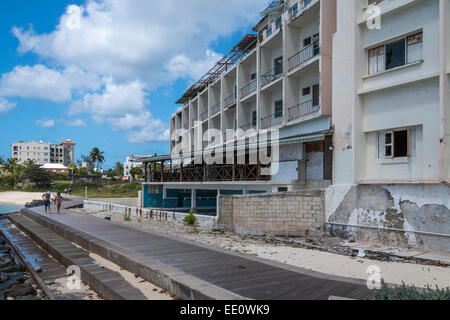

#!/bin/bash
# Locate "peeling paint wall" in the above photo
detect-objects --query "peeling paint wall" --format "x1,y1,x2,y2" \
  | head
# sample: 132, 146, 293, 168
326, 184, 450, 253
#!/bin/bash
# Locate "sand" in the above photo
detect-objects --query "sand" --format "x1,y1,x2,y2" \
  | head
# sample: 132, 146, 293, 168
0, 192, 44, 206
74, 208, 450, 290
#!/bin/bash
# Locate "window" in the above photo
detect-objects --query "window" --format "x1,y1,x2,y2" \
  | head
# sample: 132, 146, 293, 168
302, 87, 311, 96
378, 129, 413, 158
252, 111, 257, 127
368, 0, 381, 5
274, 100, 283, 118
369, 31, 423, 75
278, 187, 288, 192
250, 73, 256, 81
274, 57, 283, 76
407, 32, 423, 63
303, 37, 311, 47
275, 17, 282, 29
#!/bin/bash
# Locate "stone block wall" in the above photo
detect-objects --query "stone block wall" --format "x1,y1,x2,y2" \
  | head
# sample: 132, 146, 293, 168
218, 190, 325, 237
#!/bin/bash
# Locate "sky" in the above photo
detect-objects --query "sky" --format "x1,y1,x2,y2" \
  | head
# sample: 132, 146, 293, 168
0, 0, 267, 168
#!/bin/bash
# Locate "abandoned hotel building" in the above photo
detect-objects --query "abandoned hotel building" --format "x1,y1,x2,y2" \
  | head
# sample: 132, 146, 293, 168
138, 0, 450, 253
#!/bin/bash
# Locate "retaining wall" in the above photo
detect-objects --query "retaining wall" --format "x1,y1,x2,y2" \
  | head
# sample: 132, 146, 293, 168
218, 190, 325, 237
83, 201, 217, 230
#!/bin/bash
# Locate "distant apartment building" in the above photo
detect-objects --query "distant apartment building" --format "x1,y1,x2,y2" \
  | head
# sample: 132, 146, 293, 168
124, 156, 145, 180
11, 139, 75, 166
141, 0, 337, 210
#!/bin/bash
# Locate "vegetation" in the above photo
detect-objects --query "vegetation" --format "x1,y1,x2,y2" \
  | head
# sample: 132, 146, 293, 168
90, 148, 105, 170
114, 162, 124, 177
183, 211, 197, 226
372, 280, 450, 300
22, 164, 51, 187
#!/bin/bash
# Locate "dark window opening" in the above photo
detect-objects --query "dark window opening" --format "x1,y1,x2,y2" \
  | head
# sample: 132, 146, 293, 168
274, 100, 283, 118
386, 39, 405, 70
394, 130, 408, 157
303, 37, 311, 47
302, 87, 311, 96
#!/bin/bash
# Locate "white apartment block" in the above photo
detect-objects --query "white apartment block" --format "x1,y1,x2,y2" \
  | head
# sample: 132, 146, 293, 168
11, 139, 75, 166
141, 0, 450, 252
124, 156, 145, 180
142, 0, 337, 211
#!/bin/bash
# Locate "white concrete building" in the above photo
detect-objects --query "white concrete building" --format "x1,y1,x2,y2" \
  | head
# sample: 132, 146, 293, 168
124, 156, 145, 180
327, 0, 450, 252
11, 139, 75, 166
142, 0, 337, 211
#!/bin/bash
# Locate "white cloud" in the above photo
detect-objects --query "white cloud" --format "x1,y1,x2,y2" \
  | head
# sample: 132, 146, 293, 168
66, 119, 87, 127
69, 79, 147, 116
0, 64, 100, 103
12, 0, 264, 85
7, 0, 266, 143
36, 119, 56, 128
0, 98, 17, 114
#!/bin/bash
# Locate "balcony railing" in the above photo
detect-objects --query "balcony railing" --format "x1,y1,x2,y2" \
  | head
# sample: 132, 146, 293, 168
266, 26, 272, 38
289, 0, 313, 20
240, 122, 257, 132
288, 39, 320, 71
201, 111, 208, 121
191, 116, 198, 127
275, 17, 282, 30
183, 122, 189, 130
260, 113, 284, 129
287, 98, 320, 122
240, 79, 257, 99
175, 123, 181, 130
210, 102, 221, 116
261, 65, 283, 87
224, 93, 237, 109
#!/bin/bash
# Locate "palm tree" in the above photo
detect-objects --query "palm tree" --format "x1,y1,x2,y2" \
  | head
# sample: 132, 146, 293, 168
90, 148, 105, 171
114, 162, 124, 177
5, 158, 18, 175
80, 155, 94, 173
23, 159, 37, 168
0, 156, 5, 166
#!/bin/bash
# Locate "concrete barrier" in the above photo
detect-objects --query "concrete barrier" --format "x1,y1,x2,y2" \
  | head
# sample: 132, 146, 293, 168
83, 200, 218, 230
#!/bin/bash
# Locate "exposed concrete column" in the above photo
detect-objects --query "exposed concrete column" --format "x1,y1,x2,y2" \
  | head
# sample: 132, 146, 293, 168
191, 189, 197, 212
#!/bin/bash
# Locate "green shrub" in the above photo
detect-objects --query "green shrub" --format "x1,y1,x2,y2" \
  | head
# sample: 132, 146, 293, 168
372, 280, 450, 300
183, 211, 196, 226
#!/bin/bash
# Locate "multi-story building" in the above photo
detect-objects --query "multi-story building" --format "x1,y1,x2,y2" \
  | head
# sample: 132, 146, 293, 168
11, 139, 75, 166
327, 0, 450, 251
142, 0, 337, 211
124, 156, 145, 180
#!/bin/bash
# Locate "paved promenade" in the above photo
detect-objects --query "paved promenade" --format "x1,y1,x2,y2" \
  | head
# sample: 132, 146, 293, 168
19, 198, 371, 300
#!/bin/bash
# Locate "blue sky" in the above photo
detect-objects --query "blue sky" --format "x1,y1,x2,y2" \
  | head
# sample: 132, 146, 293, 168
0, 0, 266, 168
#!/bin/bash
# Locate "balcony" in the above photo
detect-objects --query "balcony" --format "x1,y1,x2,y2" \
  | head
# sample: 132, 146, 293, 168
287, 98, 320, 122
224, 93, 237, 109
288, 40, 320, 72
183, 122, 189, 130
261, 65, 283, 87
240, 80, 257, 99
191, 116, 198, 127
260, 113, 284, 130
240, 122, 257, 132
266, 26, 273, 38
175, 123, 181, 130
201, 111, 208, 121
289, 0, 313, 21
210, 102, 221, 117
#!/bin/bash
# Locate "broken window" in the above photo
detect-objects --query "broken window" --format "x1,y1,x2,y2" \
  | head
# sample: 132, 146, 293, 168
378, 129, 413, 158
368, 31, 423, 75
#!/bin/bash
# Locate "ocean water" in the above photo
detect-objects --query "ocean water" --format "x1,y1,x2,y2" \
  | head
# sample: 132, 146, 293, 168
0, 204, 23, 215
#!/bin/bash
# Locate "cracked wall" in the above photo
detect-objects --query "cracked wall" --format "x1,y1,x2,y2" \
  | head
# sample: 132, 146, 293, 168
326, 184, 450, 253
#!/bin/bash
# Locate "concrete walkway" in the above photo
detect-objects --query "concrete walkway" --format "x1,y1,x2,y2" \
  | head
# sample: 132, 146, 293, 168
19, 199, 371, 300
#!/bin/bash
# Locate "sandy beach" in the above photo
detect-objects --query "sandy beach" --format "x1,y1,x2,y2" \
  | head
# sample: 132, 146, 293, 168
0, 192, 44, 206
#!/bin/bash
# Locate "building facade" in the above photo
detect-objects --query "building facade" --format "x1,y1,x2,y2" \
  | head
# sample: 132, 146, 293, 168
124, 156, 145, 180
142, 0, 337, 212
11, 139, 75, 166
326, 0, 450, 252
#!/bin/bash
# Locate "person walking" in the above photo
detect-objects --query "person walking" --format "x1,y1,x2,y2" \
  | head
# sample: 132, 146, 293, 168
68, 186, 72, 196
42, 191, 51, 214
64, 188, 68, 196
54, 192, 64, 215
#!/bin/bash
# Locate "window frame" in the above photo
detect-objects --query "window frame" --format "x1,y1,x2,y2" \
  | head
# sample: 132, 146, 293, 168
368, 31, 423, 76
378, 129, 411, 159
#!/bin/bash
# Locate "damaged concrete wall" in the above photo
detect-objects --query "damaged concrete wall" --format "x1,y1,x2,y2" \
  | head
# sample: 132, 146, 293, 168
326, 184, 450, 253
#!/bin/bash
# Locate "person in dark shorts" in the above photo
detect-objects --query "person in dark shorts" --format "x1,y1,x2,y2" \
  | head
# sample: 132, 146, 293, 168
68, 186, 72, 196
42, 191, 51, 214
